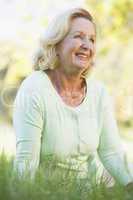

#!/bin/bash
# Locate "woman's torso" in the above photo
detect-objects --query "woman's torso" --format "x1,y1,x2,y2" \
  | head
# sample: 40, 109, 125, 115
16, 70, 104, 177
35, 70, 104, 176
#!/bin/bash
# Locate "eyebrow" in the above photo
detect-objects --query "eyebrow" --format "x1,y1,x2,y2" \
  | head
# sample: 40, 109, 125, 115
70, 31, 96, 37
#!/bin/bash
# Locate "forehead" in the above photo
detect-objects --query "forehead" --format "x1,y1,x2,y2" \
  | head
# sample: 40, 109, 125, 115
69, 17, 95, 35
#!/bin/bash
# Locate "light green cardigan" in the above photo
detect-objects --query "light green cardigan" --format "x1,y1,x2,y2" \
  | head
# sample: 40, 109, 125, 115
13, 70, 132, 185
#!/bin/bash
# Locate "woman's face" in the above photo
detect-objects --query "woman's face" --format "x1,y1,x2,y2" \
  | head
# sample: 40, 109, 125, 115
56, 17, 96, 75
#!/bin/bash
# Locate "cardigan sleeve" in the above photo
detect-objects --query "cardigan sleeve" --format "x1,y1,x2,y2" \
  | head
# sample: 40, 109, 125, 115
97, 85, 133, 185
13, 84, 44, 177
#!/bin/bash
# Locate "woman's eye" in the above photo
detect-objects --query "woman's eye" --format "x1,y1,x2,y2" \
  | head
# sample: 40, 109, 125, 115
89, 38, 95, 43
73, 35, 95, 43
74, 35, 82, 39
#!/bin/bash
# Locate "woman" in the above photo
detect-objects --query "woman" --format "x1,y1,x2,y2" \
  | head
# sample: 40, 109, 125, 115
13, 8, 132, 187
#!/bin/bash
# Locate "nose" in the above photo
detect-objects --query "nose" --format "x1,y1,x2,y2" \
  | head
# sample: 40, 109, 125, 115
80, 39, 95, 58
80, 40, 94, 56
81, 38, 92, 50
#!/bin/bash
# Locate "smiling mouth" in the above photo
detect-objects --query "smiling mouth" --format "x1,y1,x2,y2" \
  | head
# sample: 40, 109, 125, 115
75, 52, 89, 61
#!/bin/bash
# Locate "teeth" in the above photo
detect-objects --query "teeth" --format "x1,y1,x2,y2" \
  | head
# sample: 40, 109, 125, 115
79, 55, 87, 58
76, 53, 88, 58
77, 54, 88, 58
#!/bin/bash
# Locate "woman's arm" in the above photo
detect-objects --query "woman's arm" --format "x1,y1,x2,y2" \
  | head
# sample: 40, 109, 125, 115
97, 85, 133, 185
13, 84, 44, 177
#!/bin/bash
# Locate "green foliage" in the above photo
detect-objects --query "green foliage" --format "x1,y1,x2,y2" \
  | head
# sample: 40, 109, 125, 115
85, 0, 133, 131
86, 0, 132, 39
0, 153, 132, 200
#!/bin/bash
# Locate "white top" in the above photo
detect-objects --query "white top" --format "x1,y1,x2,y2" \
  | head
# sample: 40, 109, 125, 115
13, 70, 133, 185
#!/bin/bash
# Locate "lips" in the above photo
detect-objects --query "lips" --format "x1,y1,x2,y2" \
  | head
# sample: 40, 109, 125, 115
75, 52, 89, 60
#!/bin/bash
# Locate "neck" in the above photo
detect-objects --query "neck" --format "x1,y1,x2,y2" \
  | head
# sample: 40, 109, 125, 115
46, 68, 85, 93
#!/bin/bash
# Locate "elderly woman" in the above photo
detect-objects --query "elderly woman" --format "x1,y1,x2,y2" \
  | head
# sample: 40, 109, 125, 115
13, 8, 132, 187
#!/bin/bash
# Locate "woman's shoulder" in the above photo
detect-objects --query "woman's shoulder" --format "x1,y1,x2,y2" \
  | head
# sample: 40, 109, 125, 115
86, 78, 113, 110
86, 77, 107, 95
18, 70, 48, 92
14, 71, 48, 108
14, 70, 50, 104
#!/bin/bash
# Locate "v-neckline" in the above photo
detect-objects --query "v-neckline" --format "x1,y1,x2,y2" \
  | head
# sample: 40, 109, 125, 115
40, 70, 91, 111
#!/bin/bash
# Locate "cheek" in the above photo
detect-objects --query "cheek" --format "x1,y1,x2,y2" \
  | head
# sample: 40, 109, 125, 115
89, 44, 96, 57
71, 40, 81, 51
59, 39, 81, 62
64, 38, 81, 52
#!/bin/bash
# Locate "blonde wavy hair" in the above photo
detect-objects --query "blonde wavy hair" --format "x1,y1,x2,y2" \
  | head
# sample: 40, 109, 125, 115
33, 8, 96, 77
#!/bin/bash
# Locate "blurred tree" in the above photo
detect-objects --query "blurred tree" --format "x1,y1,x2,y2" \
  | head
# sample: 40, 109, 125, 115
0, 42, 31, 123
85, 0, 133, 132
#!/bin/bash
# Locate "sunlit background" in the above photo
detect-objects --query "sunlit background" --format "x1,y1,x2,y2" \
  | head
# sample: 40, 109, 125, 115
0, 0, 133, 168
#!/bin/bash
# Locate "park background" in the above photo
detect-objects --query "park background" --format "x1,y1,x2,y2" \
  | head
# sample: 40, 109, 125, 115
0, 0, 133, 165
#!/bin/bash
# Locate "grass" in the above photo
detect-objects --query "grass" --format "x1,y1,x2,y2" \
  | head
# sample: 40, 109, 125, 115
0, 153, 132, 200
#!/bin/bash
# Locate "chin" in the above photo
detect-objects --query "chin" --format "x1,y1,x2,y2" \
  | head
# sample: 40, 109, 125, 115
73, 60, 89, 68
75, 63, 88, 70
